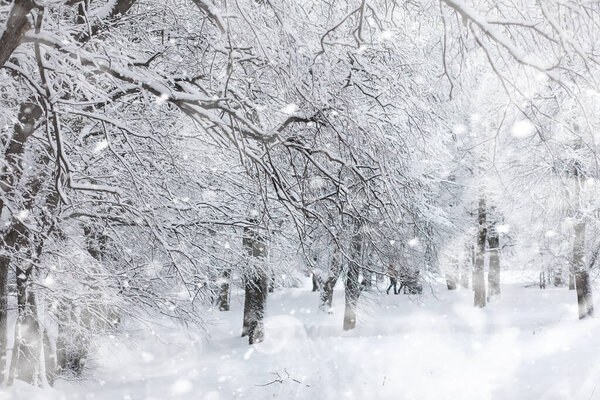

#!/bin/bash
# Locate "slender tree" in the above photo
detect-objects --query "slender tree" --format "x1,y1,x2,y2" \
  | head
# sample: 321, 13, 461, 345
473, 196, 487, 308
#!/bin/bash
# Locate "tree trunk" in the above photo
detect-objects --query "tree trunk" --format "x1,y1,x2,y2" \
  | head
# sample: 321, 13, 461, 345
362, 269, 372, 291
241, 285, 251, 337
0, 255, 6, 384
0, 102, 44, 383
0, 0, 37, 69
241, 223, 268, 344
569, 274, 575, 290
573, 221, 593, 319
319, 250, 341, 313
42, 329, 55, 385
55, 303, 69, 373
311, 273, 320, 292
473, 196, 487, 308
217, 268, 231, 311
571, 164, 593, 319
8, 250, 44, 386
319, 277, 336, 313
52, 223, 110, 376
460, 245, 471, 289
55, 301, 89, 377
0, 229, 20, 384
268, 273, 275, 293
343, 232, 362, 331
242, 273, 268, 344
445, 257, 458, 290
487, 226, 500, 301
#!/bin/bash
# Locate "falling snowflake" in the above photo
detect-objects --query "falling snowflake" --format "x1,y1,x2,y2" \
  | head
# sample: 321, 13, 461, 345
452, 124, 467, 135
171, 379, 193, 395
380, 30, 395, 40
94, 140, 109, 153
408, 238, 419, 247
511, 119, 535, 138
280, 103, 298, 114
497, 224, 510, 233
156, 93, 169, 104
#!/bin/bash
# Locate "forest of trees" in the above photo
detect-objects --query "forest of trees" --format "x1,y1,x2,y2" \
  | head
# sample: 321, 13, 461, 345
1, 0, 600, 388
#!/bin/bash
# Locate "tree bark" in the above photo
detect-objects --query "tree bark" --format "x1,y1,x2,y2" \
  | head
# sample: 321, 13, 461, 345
243, 273, 268, 344
217, 268, 231, 311
0, 255, 6, 383
343, 231, 362, 331
445, 257, 458, 290
8, 233, 43, 386
460, 245, 472, 289
5, 177, 54, 385
311, 273, 320, 292
487, 226, 500, 301
0, 228, 21, 383
573, 221, 593, 319
568, 274, 575, 290
362, 269, 372, 291
319, 250, 341, 313
473, 196, 486, 308
0, 0, 37, 69
571, 165, 593, 319
75, 0, 138, 42
0, 102, 43, 216
0, 102, 43, 384
241, 223, 268, 344
319, 277, 336, 312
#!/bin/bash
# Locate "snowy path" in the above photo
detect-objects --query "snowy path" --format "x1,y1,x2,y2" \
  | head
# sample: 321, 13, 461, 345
3, 280, 600, 400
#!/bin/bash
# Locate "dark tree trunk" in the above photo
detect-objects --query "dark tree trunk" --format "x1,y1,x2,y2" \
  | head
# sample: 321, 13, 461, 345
319, 278, 335, 312
241, 223, 268, 344
8, 234, 43, 386
473, 196, 487, 308
575, 270, 594, 319
76, 0, 138, 42
55, 302, 89, 377
573, 221, 593, 319
0, 102, 44, 385
0, 0, 37, 69
445, 257, 458, 290
446, 277, 457, 290
5, 178, 54, 385
217, 268, 231, 311
362, 269, 372, 290
241, 285, 251, 337
311, 273, 320, 292
0, 102, 43, 216
243, 273, 268, 344
319, 250, 341, 313
487, 226, 500, 301
571, 165, 593, 319
0, 228, 21, 383
0, 103, 43, 383
569, 274, 575, 290
0, 256, 6, 383
343, 232, 362, 331
53, 223, 111, 376
268, 272, 275, 293
56, 304, 69, 373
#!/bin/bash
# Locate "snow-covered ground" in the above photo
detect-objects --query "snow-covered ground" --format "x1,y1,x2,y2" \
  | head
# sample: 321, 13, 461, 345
3, 276, 600, 400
